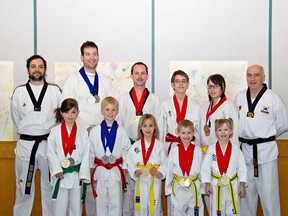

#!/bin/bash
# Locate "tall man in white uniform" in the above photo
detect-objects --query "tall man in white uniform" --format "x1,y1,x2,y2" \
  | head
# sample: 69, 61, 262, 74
235, 64, 288, 216
61, 41, 115, 215
11, 55, 62, 216
118, 62, 163, 216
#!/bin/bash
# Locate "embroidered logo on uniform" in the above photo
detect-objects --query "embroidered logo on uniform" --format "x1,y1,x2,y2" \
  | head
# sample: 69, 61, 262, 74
134, 147, 140, 154
212, 154, 217, 161
261, 106, 270, 114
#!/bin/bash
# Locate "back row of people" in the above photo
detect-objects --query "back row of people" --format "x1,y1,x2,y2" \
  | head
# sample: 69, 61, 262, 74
10, 40, 288, 216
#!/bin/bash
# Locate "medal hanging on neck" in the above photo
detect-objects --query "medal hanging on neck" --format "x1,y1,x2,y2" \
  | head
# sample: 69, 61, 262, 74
173, 95, 188, 124
61, 122, 77, 168
205, 96, 227, 136
178, 143, 195, 176
246, 84, 267, 118
101, 120, 118, 154
216, 140, 232, 175
79, 67, 100, 104
141, 136, 155, 166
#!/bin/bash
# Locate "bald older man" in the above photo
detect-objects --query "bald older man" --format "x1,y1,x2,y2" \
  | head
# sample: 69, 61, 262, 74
235, 64, 288, 216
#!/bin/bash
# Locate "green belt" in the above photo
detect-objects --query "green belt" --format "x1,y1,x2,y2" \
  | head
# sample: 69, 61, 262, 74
52, 163, 87, 202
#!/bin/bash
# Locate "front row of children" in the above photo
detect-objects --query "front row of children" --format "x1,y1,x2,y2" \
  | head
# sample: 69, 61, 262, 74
47, 96, 247, 216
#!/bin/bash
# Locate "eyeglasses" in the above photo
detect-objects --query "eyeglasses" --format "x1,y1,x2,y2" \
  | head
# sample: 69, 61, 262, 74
207, 84, 221, 89
174, 79, 188, 84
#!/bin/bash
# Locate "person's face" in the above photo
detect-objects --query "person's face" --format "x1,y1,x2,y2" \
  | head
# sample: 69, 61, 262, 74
246, 65, 265, 92
207, 80, 222, 100
101, 104, 119, 123
28, 58, 46, 81
130, 64, 148, 87
140, 118, 155, 138
216, 123, 232, 142
178, 126, 194, 145
171, 75, 189, 94
61, 107, 79, 125
81, 47, 99, 71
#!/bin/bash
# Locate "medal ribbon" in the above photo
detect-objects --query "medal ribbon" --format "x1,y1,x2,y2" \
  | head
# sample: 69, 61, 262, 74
61, 122, 77, 156
173, 95, 188, 123
79, 66, 99, 96
205, 96, 227, 125
129, 87, 150, 115
246, 84, 267, 116
101, 120, 118, 153
141, 136, 155, 165
216, 140, 232, 175
25, 80, 48, 111
178, 143, 195, 176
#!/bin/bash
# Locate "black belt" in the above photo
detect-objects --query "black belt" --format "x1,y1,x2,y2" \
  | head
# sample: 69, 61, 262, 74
239, 136, 275, 177
20, 134, 49, 194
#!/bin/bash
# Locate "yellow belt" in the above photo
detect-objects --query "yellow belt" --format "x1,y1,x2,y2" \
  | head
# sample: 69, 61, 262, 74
172, 174, 200, 214
212, 172, 238, 215
135, 163, 160, 216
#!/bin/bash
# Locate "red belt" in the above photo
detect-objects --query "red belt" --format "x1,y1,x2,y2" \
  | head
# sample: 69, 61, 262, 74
91, 157, 126, 197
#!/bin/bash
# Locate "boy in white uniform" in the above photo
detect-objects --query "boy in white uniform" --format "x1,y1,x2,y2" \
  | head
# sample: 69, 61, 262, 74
47, 98, 91, 216
90, 96, 130, 216
118, 62, 163, 216
11, 55, 61, 216
235, 64, 288, 216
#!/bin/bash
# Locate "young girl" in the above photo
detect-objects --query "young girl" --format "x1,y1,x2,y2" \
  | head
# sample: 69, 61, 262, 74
201, 118, 247, 216
47, 98, 91, 216
165, 119, 203, 216
127, 113, 167, 216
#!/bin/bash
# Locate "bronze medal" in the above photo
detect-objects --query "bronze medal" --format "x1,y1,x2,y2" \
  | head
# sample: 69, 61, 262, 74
68, 157, 75, 167
61, 159, 70, 168
94, 95, 100, 103
247, 111, 254, 118
204, 124, 210, 136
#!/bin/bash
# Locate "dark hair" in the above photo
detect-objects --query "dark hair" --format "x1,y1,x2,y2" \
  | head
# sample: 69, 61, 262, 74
26, 55, 47, 69
54, 98, 79, 123
131, 62, 148, 75
170, 70, 189, 83
80, 41, 98, 56
207, 74, 226, 101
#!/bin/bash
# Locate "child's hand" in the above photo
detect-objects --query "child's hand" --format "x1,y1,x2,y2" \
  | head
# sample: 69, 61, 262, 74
238, 182, 246, 198
134, 169, 142, 177
205, 183, 212, 195
155, 171, 163, 179
56, 172, 64, 180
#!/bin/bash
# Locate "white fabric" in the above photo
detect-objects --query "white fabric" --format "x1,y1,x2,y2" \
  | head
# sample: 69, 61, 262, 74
11, 82, 61, 216
162, 94, 201, 150
235, 88, 288, 216
118, 90, 164, 142
200, 99, 239, 147
165, 143, 203, 216
127, 139, 167, 216
89, 123, 130, 216
61, 71, 115, 129
201, 142, 247, 216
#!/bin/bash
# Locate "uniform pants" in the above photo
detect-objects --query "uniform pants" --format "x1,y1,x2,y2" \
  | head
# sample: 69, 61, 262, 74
13, 155, 53, 216
122, 173, 135, 216
240, 159, 280, 216
53, 187, 82, 216
85, 184, 96, 216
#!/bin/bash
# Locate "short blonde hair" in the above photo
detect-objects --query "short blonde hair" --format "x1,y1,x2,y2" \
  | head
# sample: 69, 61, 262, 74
137, 114, 160, 140
215, 118, 234, 138
101, 96, 119, 110
176, 119, 194, 134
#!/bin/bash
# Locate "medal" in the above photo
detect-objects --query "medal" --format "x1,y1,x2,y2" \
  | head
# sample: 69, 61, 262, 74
60, 159, 70, 168
94, 95, 100, 103
88, 95, 96, 104
108, 155, 116, 164
179, 178, 186, 187
68, 157, 75, 166
218, 175, 230, 186
149, 167, 158, 176
247, 111, 254, 118
141, 167, 149, 176
204, 124, 210, 136
183, 178, 191, 187
133, 115, 142, 125
102, 155, 109, 164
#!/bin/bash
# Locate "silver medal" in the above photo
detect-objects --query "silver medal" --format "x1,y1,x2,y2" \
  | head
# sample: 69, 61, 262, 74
108, 155, 116, 164
88, 95, 96, 104
102, 155, 109, 164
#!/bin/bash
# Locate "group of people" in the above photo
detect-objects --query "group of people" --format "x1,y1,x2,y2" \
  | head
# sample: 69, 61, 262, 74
10, 40, 288, 216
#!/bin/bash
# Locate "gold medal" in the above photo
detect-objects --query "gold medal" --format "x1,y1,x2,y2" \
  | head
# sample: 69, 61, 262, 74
183, 178, 191, 187
204, 124, 210, 136
247, 111, 254, 118
94, 95, 100, 103
141, 167, 149, 176
133, 115, 141, 125
68, 157, 75, 167
179, 178, 186, 187
220, 175, 230, 186
60, 159, 70, 168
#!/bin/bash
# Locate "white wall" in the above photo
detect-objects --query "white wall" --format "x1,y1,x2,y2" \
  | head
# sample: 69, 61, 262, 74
1, 0, 287, 138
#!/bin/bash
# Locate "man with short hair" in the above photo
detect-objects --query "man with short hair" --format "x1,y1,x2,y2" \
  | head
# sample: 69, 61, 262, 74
11, 55, 62, 216
235, 64, 288, 216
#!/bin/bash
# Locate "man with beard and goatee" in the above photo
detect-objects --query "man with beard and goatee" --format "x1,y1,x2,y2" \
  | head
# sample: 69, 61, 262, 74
11, 55, 62, 216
